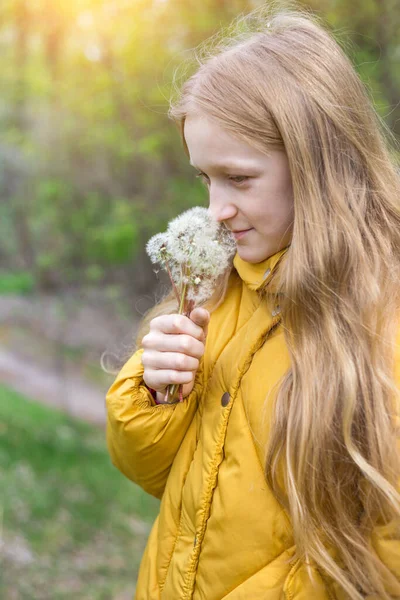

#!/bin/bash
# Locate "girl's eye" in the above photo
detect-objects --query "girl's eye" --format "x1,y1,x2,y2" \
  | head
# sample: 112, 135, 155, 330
229, 175, 249, 184
195, 172, 249, 185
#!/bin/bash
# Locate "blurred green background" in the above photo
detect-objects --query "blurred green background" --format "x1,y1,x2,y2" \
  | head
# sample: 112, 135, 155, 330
0, 1, 398, 598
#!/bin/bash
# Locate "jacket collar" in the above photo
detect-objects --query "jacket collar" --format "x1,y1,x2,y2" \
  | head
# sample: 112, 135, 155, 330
233, 245, 290, 292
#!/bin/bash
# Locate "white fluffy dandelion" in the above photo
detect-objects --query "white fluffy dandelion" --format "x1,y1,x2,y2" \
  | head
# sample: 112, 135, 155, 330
146, 206, 236, 311
145, 206, 236, 403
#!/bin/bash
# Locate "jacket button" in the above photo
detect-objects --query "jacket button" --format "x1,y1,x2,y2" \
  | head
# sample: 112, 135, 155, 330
221, 392, 230, 407
271, 305, 281, 317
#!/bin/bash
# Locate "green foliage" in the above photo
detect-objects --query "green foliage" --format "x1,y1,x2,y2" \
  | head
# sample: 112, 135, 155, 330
27, 179, 141, 284
87, 221, 138, 264
0, 271, 35, 294
0, 0, 398, 293
0, 384, 159, 597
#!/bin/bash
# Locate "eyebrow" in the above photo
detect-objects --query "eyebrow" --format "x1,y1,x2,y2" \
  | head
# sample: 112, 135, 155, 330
189, 160, 259, 171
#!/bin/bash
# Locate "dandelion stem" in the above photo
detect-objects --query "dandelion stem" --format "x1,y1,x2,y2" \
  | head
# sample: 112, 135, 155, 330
179, 279, 188, 313
166, 264, 189, 403
165, 258, 180, 304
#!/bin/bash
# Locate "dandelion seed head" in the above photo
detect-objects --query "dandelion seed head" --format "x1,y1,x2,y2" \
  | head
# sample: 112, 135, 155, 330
187, 280, 215, 304
146, 206, 236, 306
146, 233, 169, 265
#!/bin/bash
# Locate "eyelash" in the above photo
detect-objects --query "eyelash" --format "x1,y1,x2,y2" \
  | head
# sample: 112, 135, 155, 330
195, 172, 249, 185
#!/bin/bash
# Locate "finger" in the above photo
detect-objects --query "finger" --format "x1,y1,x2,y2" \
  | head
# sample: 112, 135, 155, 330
142, 351, 199, 372
143, 333, 205, 358
145, 369, 194, 389
189, 307, 210, 339
151, 314, 205, 340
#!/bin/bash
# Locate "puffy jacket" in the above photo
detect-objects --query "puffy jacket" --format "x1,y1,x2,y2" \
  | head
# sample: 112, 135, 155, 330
106, 246, 400, 599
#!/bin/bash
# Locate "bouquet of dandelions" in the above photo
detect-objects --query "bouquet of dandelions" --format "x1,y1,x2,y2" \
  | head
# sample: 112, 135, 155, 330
146, 207, 236, 404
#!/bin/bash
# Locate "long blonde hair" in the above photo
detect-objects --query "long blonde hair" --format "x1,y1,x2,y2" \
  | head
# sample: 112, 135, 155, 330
140, 3, 400, 598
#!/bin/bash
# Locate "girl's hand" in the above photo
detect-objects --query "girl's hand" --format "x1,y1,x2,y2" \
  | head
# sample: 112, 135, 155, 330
142, 307, 210, 403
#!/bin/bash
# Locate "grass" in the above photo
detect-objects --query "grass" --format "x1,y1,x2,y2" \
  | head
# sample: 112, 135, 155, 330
0, 385, 160, 600
0, 271, 35, 294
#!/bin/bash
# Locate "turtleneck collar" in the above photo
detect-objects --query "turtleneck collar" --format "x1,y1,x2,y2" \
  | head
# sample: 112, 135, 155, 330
233, 245, 290, 292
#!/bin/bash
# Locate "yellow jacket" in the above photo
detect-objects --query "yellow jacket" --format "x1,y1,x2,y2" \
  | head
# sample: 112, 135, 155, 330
106, 247, 400, 599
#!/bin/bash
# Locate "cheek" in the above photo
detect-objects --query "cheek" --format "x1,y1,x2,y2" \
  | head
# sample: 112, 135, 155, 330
252, 176, 287, 202
249, 183, 293, 226
274, 199, 294, 227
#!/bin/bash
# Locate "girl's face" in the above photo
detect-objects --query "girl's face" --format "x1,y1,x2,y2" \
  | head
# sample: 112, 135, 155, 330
183, 113, 294, 263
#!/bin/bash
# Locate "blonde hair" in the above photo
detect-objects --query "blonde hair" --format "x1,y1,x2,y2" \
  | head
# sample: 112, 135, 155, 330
136, 2, 400, 598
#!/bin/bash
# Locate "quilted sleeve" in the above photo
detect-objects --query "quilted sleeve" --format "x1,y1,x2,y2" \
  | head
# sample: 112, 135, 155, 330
105, 347, 203, 499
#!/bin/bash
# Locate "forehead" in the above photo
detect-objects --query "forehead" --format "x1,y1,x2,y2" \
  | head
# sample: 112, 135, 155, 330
183, 114, 270, 170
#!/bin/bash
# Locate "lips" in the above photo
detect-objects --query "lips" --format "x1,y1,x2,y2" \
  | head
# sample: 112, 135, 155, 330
232, 228, 253, 240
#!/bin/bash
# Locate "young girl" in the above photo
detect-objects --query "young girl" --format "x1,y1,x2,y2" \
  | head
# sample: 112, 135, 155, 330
106, 5, 400, 599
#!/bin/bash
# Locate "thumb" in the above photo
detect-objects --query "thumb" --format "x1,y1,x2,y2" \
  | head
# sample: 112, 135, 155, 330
189, 307, 210, 339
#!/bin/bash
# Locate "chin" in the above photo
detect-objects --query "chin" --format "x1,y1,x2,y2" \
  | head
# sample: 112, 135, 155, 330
237, 246, 271, 264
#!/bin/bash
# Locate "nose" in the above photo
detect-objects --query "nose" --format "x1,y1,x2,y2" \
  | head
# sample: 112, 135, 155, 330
207, 185, 238, 223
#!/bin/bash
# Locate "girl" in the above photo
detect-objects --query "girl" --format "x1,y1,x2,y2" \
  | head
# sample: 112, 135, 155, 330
106, 5, 400, 599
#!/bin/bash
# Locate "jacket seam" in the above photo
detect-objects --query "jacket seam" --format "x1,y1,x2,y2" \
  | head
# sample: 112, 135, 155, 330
284, 560, 339, 600
183, 393, 235, 598
158, 370, 206, 594
220, 546, 297, 598
316, 567, 338, 600
159, 430, 202, 594
241, 319, 283, 477
284, 558, 301, 600
183, 315, 283, 599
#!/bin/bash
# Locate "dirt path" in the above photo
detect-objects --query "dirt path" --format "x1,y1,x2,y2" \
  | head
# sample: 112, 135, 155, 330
0, 346, 108, 425
0, 293, 143, 425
